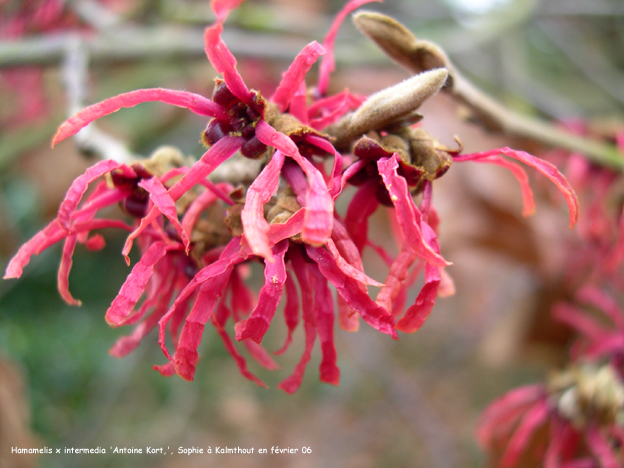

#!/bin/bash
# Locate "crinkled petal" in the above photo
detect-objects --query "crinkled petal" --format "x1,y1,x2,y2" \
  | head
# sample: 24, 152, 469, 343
586, 425, 619, 468
57, 160, 135, 230
552, 303, 608, 339
378, 155, 450, 267
109, 297, 169, 358
454, 147, 579, 228
123, 136, 242, 260
4, 221, 62, 279
317, 0, 381, 95
105, 241, 170, 326
306, 245, 397, 338
471, 155, 536, 217
235, 240, 289, 343
57, 235, 81, 306
500, 400, 550, 468
204, 23, 251, 104
256, 119, 333, 246
52, 89, 226, 146
376, 247, 419, 314
326, 238, 382, 286
309, 90, 352, 131
576, 286, 624, 330
275, 273, 300, 355
157, 238, 245, 363
241, 150, 286, 259
309, 262, 340, 385
289, 82, 309, 124
229, 268, 256, 318
395, 262, 441, 333
211, 303, 268, 387
4, 218, 132, 279
278, 246, 317, 394
345, 178, 379, 253
272, 41, 325, 112
476, 384, 545, 448
243, 340, 280, 370
305, 134, 344, 199
181, 189, 218, 238
138, 177, 190, 251
174, 270, 233, 380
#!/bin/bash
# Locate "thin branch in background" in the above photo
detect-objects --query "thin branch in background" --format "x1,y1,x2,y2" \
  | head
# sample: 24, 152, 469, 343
61, 35, 136, 163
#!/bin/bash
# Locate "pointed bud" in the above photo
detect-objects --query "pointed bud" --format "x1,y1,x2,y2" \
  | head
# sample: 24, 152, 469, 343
353, 11, 450, 76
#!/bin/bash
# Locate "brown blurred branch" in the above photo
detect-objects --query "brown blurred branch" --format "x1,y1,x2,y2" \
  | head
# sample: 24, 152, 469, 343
0, 27, 314, 67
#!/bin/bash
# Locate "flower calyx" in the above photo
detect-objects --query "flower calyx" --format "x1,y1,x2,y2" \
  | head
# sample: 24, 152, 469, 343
548, 363, 624, 428
202, 78, 269, 159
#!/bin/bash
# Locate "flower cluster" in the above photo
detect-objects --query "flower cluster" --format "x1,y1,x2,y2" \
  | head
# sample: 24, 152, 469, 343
478, 365, 624, 468
478, 287, 624, 468
4, 0, 579, 392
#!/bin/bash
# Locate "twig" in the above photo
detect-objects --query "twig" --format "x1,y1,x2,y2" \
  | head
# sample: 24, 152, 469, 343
61, 35, 135, 163
0, 27, 315, 68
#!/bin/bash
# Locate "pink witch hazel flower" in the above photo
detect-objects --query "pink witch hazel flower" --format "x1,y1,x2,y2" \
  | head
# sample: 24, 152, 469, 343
477, 287, 624, 468
5, 0, 400, 392
477, 364, 624, 468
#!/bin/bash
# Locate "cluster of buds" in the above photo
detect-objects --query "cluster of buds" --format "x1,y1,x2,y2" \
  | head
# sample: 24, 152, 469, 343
4, 0, 578, 392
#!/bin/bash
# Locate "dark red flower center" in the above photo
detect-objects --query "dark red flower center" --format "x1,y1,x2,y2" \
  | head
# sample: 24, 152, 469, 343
203, 80, 268, 159
111, 164, 153, 218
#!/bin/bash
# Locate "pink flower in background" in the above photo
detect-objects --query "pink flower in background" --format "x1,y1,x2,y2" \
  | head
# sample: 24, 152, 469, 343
554, 286, 624, 369
477, 373, 624, 468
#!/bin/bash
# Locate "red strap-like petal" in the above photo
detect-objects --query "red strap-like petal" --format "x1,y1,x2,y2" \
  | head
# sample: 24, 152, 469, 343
243, 340, 280, 370
576, 286, 624, 330
122, 136, 242, 261
235, 239, 289, 343
241, 150, 286, 259
174, 270, 232, 380
204, 23, 251, 104
272, 41, 325, 112
345, 179, 379, 253
138, 177, 190, 251
181, 188, 218, 238
211, 302, 268, 388
309, 262, 340, 385
278, 247, 318, 394
256, 119, 333, 246
476, 384, 545, 448
105, 241, 170, 326
53, 89, 226, 146
57, 235, 81, 306
499, 400, 550, 468
378, 155, 450, 267
470, 155, 536, 217
454, 147, 579, 228
306, 245, 397, 338
275, 273, 300, 355
57, 160, 134, 230
395, 262, 441, 333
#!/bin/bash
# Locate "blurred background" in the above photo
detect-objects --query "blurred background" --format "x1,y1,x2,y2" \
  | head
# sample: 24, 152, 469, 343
1, 0, 623, 467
